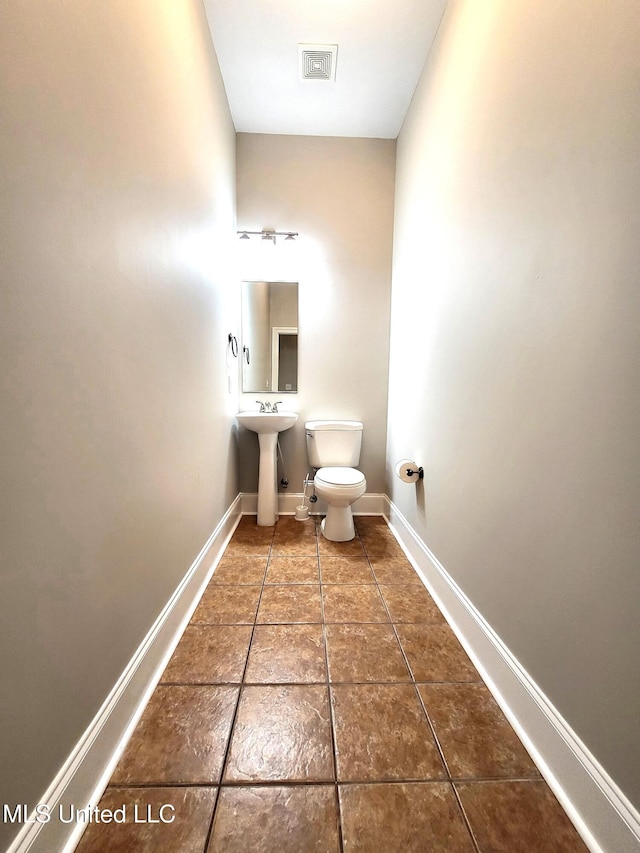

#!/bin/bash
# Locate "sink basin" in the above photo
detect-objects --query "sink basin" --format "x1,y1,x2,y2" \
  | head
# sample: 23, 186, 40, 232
236, 411, 299, 526
237, 411, 298, 434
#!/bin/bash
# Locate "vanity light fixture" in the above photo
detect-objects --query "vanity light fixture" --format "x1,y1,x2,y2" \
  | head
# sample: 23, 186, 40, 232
237, 229, 298, 244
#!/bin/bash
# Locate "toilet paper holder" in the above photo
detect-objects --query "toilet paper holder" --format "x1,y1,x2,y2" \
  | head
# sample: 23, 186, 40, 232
405, 465, 424, 479
395, 458, 424, 483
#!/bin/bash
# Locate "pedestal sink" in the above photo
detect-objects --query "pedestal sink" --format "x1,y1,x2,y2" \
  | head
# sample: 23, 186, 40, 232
236, 411, 299, 526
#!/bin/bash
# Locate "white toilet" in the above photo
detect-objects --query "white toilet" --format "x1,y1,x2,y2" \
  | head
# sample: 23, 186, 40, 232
305, 420, 366, 541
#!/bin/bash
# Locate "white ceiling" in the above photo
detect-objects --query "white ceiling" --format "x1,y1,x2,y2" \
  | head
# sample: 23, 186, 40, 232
203, 0, 447, 139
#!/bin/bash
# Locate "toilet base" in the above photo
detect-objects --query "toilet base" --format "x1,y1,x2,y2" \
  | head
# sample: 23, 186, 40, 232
321, 507, 356, 542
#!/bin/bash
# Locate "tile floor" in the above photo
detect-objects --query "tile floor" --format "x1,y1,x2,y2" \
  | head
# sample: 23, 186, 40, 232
76, 515, 587, 852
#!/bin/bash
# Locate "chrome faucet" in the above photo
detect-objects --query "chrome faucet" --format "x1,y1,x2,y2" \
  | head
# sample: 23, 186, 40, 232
272, 401, 283, 413
256, 401, 271, 412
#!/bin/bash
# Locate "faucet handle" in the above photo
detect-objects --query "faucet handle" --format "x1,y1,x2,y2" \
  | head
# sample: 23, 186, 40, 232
272, 401, 283, 413
255, 400, 266, 412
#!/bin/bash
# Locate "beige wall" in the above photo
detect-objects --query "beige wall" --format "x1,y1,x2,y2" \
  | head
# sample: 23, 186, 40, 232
388, 0, 640, 808
0, 1, 237, 842
236, 133, 396, 495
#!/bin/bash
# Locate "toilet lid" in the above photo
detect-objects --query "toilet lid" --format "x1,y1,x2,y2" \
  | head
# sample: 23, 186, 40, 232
316, 467, 365, 487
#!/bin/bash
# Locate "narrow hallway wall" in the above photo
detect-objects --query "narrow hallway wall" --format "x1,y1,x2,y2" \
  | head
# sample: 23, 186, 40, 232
388, 0, 640, 810
0, 2, 237, 846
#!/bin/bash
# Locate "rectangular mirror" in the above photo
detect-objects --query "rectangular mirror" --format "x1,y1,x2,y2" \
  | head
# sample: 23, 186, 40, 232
241, 281, 298, 393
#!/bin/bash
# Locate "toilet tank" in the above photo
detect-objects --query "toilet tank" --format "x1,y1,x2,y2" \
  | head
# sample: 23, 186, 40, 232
305, 420, 363, 468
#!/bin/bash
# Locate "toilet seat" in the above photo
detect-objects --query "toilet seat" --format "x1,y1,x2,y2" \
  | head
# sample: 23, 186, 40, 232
315, 466, 365, 488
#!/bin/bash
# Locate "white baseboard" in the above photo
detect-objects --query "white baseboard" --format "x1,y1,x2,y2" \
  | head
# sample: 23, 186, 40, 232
240, 491, 386, 517
384, 497, 640, 853
7, 495, 243, 853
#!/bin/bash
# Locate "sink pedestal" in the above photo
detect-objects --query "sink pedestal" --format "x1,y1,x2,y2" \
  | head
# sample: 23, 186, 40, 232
256, 432, 279, 526
236, 411, 299, 528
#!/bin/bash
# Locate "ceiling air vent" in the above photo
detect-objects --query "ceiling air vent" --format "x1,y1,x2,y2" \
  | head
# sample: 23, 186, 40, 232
299, 44, 338, 82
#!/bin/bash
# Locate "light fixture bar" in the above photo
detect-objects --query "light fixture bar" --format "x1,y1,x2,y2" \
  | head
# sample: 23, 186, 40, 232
237, 229, 298, 244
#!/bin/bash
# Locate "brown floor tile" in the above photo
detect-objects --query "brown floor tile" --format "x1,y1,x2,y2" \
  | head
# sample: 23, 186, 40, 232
265, 555, 320, 583
339, 782, 474, 852
456, 780, 588, 851
322, 584, 389, 623
225, 522, 273, 556
208, 785, 340, 853
245, 624, 327, 683
271, 536, 318, 557
236, 515, 272, 532
209, 555, 267, 584
379, 584, 445, 623
257, 584, 322, 623
396, 623, 479, 682
369, 554, 422, 584
325, 623, 410, 682
320, 556, 375, 584
274, 515, 318, 538
190, 585, 261, 625
75, 786, 216, 853
230, 532, 274, 548
160, 625, 252, 684
271, 520, 318, 555
271, 539, 318, 558
271, 539, 319, 556
224, 540, 272, 556
360, 533, 405, 558
111, 685, 238, 784
419, 684, 540, 779
318, 535, 366, 556
354, 516, 389, 533
233, 518, 275, 542
331, 683, 445, 782
357, 523, 397, 542
224, 685, 334, 783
